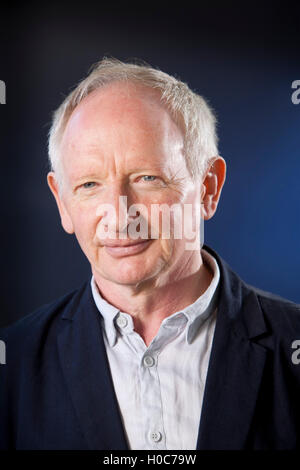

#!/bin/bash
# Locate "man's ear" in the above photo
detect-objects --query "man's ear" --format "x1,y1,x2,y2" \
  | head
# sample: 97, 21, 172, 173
47, 172, 74, 234
201, 156, 226, 220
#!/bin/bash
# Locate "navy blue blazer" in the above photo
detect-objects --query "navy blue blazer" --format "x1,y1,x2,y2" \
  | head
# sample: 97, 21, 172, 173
1, 245, 300, 450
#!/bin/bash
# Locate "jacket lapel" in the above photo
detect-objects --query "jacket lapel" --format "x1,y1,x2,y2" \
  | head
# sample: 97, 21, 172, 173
197, 246, 270, 449
57, 283, 129, 450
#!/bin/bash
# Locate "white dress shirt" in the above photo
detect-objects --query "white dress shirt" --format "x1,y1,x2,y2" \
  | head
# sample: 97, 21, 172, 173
91, 247, 220, 450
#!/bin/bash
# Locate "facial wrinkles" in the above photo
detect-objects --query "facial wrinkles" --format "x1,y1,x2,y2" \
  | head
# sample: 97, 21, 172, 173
57, 84, 202, 291
62, 84, 186, 183
62, 125, 190, 212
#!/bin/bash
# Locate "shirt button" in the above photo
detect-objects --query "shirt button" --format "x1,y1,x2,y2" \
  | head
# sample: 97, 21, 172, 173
150, 431, 162, 443
116, 315, 128, 328
143, 355, 155, 367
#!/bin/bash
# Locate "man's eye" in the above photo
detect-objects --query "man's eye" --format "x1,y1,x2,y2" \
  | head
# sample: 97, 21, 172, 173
82, 182, 96, 189
137, 175, 166, 187
141, 175, 157, 182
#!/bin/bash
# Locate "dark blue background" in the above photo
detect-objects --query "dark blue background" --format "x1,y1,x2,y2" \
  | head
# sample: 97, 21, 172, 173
1, 1, 299, 327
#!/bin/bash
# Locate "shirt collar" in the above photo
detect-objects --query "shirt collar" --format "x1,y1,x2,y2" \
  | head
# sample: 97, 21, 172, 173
91, 247, 220, 348
90, 277, 120, 347
183, 248, 220, 344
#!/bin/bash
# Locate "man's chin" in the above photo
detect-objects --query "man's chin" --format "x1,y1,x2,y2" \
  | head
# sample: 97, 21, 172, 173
97, 259, 162, 288
93, 240, 165, 286
102, 269, 156, 287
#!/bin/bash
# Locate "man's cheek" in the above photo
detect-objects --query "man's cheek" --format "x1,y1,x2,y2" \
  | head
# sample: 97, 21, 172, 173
73, 219, 94, 245
160, 238, 173, 262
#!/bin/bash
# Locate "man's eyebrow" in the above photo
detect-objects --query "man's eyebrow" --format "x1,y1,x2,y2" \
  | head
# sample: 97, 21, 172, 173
129, 167, 166, 173
71, 166, 167, 178
70, 173, 104, 183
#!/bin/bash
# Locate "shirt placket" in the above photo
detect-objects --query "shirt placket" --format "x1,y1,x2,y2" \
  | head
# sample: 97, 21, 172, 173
136, 316, 187, 449
139, 341, 166, 449
115, 311, 187, 450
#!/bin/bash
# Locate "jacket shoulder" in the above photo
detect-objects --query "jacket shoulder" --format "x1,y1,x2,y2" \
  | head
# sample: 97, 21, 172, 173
245, 282, 300, 336
0, 281, 89, 347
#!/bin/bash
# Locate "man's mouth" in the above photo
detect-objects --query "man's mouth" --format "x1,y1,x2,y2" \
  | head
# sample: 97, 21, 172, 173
102, 239, 152, 258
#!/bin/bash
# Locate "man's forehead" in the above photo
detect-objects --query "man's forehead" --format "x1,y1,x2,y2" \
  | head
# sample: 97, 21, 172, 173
68, 81, 165, 126
61, 81, 183, 151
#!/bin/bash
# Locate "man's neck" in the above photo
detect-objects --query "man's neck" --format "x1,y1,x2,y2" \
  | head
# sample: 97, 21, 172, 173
93, 254, 213, 347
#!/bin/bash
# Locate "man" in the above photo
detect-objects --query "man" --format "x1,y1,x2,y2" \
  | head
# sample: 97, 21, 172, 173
1, 58, 300, 450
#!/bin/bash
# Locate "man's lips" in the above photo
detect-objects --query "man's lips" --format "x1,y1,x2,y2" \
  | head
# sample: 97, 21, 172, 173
101, 239, 150, 247
102, 239, 153, 258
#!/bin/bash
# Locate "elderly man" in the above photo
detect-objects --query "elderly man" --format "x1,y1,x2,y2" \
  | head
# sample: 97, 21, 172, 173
1, 58, 300, 450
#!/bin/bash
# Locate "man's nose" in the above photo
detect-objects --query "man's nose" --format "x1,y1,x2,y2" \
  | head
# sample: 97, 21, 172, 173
96, 181, 138, 235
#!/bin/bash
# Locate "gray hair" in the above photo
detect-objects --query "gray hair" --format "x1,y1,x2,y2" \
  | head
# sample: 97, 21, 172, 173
48, 58, 219, 189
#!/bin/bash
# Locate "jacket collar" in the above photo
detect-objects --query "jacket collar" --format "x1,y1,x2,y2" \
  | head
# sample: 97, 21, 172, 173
58, 283, 129, 450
